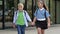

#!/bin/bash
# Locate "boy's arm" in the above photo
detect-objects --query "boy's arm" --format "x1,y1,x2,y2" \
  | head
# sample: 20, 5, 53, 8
25, 11, 32, 22
13, 11, 16, 24
13, 11, 17, 28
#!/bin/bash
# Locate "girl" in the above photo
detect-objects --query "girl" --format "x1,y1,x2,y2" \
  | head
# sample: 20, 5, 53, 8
32, 0, 50, 34
13, 3, 32, 34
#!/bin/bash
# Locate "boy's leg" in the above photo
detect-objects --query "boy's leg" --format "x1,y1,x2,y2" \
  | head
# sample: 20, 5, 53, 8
21, 25, 25, 34
17, 25, 21, 34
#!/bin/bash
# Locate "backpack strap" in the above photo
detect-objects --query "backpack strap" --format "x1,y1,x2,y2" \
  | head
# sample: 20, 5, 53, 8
44, 10, 47, 21
24, 10, 26, 16
23, 10, 27, 19
44, 10, 46, 18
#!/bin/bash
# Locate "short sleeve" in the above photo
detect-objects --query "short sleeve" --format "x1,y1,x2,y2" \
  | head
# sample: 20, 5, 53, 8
34, 11, 36, 17
46, 11, 50, 18
34, 10, 37, 17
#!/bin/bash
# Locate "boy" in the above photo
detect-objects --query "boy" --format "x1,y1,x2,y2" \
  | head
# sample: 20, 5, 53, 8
13, 3, 32, 34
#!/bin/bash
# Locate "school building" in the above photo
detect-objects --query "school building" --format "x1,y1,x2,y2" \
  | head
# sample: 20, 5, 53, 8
0, 0, 60, 29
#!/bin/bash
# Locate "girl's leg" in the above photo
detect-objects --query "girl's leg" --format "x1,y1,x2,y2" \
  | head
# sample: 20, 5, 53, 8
37, 27, 41, 34
17, 25, 21, 34
41, 29, 45, 34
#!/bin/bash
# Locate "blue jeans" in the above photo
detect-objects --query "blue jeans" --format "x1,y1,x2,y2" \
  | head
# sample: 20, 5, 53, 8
17, 25, 26, 34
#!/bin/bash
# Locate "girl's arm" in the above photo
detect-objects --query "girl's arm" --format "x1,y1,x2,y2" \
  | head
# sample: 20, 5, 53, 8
33, 17, 36, 23
46, 10, 51, 28
32, 10, 37, 25
47, 17, 51, 28
32, 17, 36, 25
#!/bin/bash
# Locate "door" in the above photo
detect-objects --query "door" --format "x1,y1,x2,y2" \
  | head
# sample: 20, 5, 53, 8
0, 0, 3, 29
56, 1, 60, 24
4, 0, 14, 28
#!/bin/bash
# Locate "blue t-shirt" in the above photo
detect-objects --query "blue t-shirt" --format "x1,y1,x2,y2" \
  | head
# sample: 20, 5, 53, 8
34, 8, 50, 19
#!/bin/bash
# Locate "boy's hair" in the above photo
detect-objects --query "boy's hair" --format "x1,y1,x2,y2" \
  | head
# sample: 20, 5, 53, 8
18, 3, 24, 8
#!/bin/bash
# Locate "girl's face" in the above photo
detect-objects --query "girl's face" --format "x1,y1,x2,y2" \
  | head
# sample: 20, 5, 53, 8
37, 2, 43, 8
18, 5, 23, 11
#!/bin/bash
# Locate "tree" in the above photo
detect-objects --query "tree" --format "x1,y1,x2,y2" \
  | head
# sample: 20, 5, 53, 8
14, 0, 18, 10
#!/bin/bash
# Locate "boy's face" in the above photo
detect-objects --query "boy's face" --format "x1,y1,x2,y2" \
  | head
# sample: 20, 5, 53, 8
18, 5, 24, 11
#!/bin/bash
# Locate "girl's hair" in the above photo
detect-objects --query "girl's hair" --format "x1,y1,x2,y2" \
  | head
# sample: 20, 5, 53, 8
38, 0, 48, 10
43, 3, 48, 10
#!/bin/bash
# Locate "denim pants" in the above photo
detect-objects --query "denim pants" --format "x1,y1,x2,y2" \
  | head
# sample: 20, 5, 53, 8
17, 25, 26, 34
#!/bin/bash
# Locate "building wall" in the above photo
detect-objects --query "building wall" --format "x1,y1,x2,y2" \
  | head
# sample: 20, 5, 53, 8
56, 1, 60, 23
50, 0, 55, 24
44, 0, 55, 24
45, 0, 60, 24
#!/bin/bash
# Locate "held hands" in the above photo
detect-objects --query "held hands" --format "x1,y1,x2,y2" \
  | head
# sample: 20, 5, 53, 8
31, 22, 35, 26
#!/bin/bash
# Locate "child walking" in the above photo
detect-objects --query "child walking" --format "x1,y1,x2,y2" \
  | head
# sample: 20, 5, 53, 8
32, 0, 50, 34
13, 3, 32, 34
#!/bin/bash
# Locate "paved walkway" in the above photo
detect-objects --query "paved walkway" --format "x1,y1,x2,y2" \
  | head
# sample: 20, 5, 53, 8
0, 24, 60, 34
